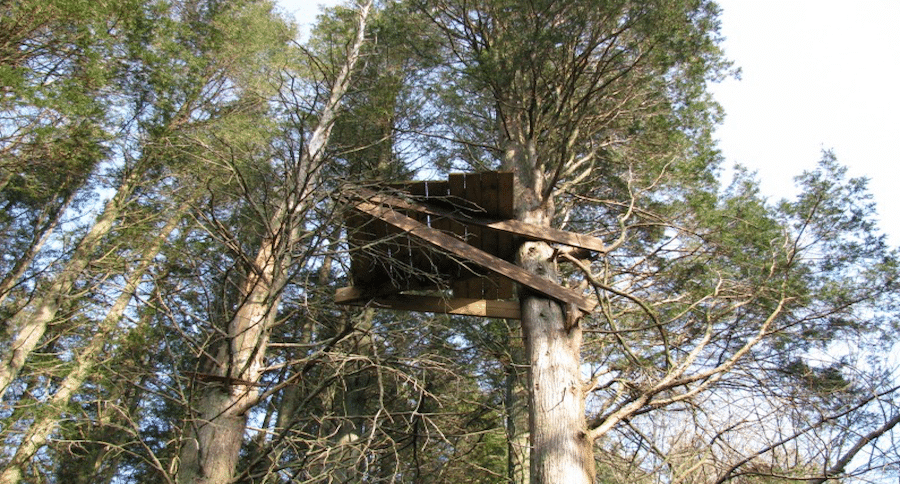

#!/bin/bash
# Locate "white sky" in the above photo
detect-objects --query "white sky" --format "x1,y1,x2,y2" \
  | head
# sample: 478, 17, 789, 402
279, 0, 900, 246
712, 0, 900, 247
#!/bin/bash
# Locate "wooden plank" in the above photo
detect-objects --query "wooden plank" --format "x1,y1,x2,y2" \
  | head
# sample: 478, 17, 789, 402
425, 180, 449, 198
497, 172, 515, 219
336, 291, 521, 319
482, 273, 515, 300
360, 217, 392, 286
353, 201, 596, 313
380, 218, 407, 288
335, 285, 376, 303
496, 171, 516, 261
483, 217, 607, 252
346, 211, 374, 285
448, 174, 471, 298
426, 180, 454, 275
448, 174, 467, 221
488, 173, 515, 299
407, 181, 432, 283
464, 173, 484, 297
351, 189, 609, 254
481, 172, 500, 299
495, 175, 516, 297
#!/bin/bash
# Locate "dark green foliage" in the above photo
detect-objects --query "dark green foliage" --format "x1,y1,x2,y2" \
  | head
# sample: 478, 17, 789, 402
1, 1, 898, 483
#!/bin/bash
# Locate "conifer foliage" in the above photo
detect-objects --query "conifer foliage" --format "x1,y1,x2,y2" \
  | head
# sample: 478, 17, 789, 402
0, 1, 897, 483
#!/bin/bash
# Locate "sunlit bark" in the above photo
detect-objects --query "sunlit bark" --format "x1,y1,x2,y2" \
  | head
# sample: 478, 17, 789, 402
175, 2, 373, 482
0, 207, 185, 484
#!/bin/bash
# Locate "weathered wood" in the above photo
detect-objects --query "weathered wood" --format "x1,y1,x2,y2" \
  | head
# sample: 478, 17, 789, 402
447, 174, 472, 298
337, 281, 450, 304
351, 189, 609, 254
353, 201, 596, 313
497, 172, 515, 219
482, 172, 500, 299
336, 291, 521, 319
426, 180, 449, 197
346, 212, 374, 284
495, 173, 517, 298
488, 173, 515, 298
343, 172, 599, 308
464, 173, 484, 297
427, 181, 454, 275
408, 182, 431, 281
335, 285, 375, 303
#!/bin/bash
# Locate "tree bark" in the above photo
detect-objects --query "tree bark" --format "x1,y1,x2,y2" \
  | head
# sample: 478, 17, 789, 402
175, 2, 372, 482
175, 232, 285, 484
518, 240, 594, 484
504, 325, 529, 484
0, 167, 142, 400
0, 205, 185, 484
502, 124, 594, 484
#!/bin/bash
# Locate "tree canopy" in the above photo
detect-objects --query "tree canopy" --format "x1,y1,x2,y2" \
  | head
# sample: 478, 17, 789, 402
0, 1, 897, 483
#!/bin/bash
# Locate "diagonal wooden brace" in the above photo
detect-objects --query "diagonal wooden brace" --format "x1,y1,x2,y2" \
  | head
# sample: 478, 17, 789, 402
352, 200, 597, 314
350, 188, 609, 253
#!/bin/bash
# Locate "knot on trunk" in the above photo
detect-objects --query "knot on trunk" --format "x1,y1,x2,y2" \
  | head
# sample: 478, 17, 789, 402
517, 241, 556, 280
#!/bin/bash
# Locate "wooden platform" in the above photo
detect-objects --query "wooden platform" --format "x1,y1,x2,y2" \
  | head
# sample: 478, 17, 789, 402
339, 172, 604, 318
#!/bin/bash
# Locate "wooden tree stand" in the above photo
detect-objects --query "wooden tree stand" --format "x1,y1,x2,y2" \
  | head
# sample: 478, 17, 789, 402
337, 171, 601, 319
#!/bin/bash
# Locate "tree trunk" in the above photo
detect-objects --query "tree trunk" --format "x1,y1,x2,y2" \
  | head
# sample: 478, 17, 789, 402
175, 3, 372, 482
0, 188, 77, 308
505, 140, 594, 482
0, 206, 184, 484
504, 325, 529, 484
330, 311, 374, 482
176, 237, 283, 484
518, 240, 594, 484
0, 168, 141, 400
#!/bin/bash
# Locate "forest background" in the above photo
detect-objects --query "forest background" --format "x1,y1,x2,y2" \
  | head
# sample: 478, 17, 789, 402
1, 0, 898, 483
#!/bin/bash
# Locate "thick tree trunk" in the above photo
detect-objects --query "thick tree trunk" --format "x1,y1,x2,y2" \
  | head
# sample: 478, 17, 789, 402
176, 239, 283, 484
518, 240, 594, 484
504, 140, 594, 483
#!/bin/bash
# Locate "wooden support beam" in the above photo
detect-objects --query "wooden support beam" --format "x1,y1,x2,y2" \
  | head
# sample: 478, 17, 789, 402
353, 201, 597, 313
335, 285, 379, 303
351, 189, 609, 254
336, 290, 521, 319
